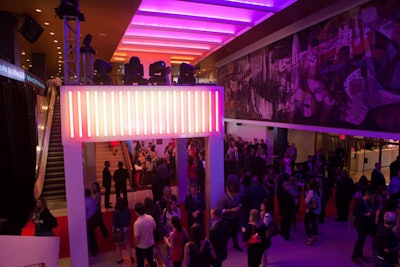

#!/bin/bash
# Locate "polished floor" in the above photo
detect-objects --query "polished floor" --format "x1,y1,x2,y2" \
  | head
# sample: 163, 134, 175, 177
56, 187, 375, 267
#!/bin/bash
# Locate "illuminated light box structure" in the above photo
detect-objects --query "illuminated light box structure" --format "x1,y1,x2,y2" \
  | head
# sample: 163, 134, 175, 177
60, 85, 224, 267
61, 85, 222, 144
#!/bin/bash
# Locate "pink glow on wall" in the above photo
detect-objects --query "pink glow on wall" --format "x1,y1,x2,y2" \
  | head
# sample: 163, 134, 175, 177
61, 85, 223, 144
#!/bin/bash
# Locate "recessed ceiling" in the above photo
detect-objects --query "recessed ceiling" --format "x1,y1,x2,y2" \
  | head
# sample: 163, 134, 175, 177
112, 0, 297, 66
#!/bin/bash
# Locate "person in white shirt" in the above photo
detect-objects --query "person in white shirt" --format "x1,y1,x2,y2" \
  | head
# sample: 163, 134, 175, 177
133, 202, 157, 267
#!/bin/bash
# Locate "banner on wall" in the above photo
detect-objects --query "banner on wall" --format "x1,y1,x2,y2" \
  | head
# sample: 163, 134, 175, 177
219, 0, 400, 134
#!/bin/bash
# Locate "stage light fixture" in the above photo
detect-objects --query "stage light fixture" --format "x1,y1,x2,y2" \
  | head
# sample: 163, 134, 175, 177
124, 56, 147, 85
178, 63, 196, 85
149, 61, 167, 85
55, 0, 85, 21
93, 59, 112, 85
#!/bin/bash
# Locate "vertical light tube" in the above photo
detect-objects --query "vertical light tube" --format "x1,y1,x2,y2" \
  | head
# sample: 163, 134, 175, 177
119, 91, 124, 136
158, 91, 163, 134
103, 91, 108, 137
208, 91, 212, 132
188, 91, 191, 133
180, 91, 184, 134
86, 91, 91, 137
150, 90, 155, 135
215, 91, 219, 132
173, 91, 177, 134
201, 91, 205, 132
195, 91, 199, 133
111, 91, 116, 136
95, 91, 99, 137
77, 91, 83, 138
143, 91, 147, 135
68, 91, 74, 138
166, 91, 170, 134
135, 91, 139, 135
127, 91, 132, 136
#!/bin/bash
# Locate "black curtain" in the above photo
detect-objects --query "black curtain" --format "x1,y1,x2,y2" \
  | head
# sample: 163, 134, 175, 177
0, 80, 36, 234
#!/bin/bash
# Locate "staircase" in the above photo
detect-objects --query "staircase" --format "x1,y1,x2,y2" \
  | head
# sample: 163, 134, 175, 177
95, 142, 133, 193
41, 98, 66, 202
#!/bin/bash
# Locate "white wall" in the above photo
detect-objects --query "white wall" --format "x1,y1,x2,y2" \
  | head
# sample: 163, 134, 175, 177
0, 235, 60, 267
226, 122, 316, 164
288, 129, 316, 163
225, 122, 274, 156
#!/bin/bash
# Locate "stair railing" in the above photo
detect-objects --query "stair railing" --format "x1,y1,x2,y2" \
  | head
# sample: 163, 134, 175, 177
34, 87, 56, 199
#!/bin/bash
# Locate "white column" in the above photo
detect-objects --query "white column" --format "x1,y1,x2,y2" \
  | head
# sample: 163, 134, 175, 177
205, 135, 224, 230
176, 138, 188, 204
63, 143, 89, 267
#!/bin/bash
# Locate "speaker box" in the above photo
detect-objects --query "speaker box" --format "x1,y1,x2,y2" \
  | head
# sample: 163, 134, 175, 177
19, 16, 43, 43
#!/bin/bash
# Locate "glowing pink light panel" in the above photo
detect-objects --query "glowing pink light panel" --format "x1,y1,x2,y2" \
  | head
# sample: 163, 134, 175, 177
60, 85, 224, 144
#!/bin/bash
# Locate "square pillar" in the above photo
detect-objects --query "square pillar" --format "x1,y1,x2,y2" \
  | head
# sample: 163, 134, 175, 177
63, 144, 89, 267
205, 135, 224, 230
176, 138, 189, 203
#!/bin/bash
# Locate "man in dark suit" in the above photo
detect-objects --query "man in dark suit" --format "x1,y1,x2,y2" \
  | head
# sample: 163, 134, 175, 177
335, 170, 354, 221
114, 161, 129, 204
185, 184, 205, 230
351, 191, 374, 265
278, 181, 295, 241
209, 207, 231, 267
390, 156, 400, 180
102, 161, 112, 208
371, 162, 386, 194
302, 155, 314, 186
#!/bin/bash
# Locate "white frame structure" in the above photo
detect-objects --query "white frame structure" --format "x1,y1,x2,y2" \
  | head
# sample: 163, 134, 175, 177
60, 85, 224, 266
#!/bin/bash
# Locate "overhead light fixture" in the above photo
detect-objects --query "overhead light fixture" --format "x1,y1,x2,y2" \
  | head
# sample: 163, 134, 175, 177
55, 0, 85, 21
93, 59, 113, 85
178, 63, 196, 85
123, 56, 146, 85
35, 9, 42, 13
149, 61, 167, 85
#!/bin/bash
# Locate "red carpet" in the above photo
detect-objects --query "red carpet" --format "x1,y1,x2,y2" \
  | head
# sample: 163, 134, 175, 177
21, 193, 347, 259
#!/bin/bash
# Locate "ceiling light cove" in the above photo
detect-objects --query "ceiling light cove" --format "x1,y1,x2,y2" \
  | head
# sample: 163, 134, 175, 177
113, 0, 297, 67
121, 40, 211, 50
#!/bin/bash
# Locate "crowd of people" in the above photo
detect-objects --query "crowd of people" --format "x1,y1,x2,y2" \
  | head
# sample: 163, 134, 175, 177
34, 135, 400, 267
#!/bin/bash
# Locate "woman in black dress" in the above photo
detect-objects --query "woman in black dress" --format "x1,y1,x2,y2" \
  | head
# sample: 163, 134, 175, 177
183, 223, 216, 267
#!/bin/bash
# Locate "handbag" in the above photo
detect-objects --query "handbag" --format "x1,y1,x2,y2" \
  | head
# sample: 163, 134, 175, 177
244, 225, 262, 246
112, 228, 125, 243
306, 196, 318, 209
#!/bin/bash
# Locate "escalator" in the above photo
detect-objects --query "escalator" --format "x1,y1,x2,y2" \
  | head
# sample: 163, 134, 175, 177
41, 98, 66, 202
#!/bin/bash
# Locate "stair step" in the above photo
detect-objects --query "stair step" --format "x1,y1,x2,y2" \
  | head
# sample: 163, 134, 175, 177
46, 165, 64, 172
48, 147, 64, 152
45, 171, 65, 178
47, 161, 64, 167
41, 189, 66, 198
44, 177, 65, 184
47, 155, 65, 161
40, 195, 66, 202
43, 183, 65, 192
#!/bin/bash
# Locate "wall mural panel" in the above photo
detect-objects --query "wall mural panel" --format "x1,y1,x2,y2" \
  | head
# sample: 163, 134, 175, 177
219, 0, 400, 133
